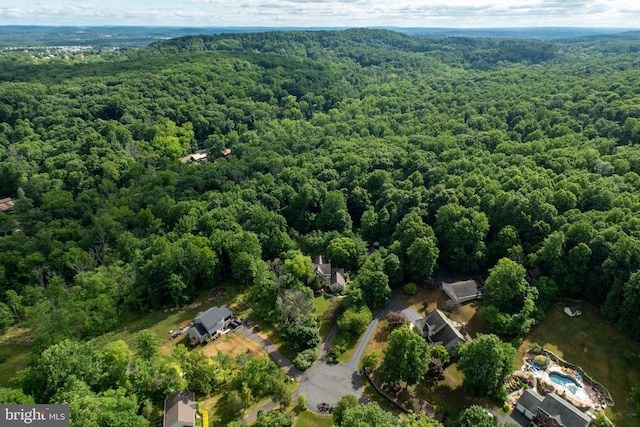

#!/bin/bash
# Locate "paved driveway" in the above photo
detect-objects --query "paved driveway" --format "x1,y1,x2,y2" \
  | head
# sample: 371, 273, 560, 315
298, 287, 424, 413
243, 287, 425, 417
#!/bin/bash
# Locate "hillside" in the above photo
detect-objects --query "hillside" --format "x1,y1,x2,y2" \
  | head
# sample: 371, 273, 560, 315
0, 28, 639, 426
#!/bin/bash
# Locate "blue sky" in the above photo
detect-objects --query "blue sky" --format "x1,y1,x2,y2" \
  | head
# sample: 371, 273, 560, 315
0, 0, 638, 28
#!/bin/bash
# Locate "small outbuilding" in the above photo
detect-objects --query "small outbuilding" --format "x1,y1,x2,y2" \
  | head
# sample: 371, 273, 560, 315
564, 306, 582, 317
441, 279, 482, 304
0, 197, 15, 212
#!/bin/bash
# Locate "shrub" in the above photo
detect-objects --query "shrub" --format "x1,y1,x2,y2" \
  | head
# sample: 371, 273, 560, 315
430, 345, 450, 365
404, 283, 418, 295
293, 348, 318, 371
362, 350, 383, 370
385, 311, 406, 329
297, 394, 307, 411
327, 345, 342, 364
503, 403, 512, 412
533, 355, 550, 367
442, 299, 461, 313
622, 349, 637, 364
528, 342, 543, 354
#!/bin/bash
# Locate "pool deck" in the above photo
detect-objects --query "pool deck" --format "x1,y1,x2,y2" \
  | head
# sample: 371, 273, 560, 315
519, 362, 596, 410
542, 367, 591, 405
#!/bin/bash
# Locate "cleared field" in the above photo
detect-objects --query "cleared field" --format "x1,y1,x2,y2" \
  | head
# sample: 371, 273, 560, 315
201, 331, 266, 359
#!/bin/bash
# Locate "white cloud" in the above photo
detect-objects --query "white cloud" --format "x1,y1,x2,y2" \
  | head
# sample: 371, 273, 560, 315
0, 0, 638, 27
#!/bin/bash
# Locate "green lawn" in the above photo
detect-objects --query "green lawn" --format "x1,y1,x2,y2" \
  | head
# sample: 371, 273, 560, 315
336, 330, 360, 363
414, 363, 493, 419
314, 295, 334, 341
0, 342, 31, 387
518, 302, 640, 427
293, 410, 333, 427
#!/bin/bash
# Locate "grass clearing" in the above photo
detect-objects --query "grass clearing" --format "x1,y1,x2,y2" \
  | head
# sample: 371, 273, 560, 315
314, 295, 335, 341
201, 332, 266, 360
0, 342, 31, 387
518, 302, 640, 427
293, 410, 333, 427
362, 318, 391, 358
414, 363, 493, 419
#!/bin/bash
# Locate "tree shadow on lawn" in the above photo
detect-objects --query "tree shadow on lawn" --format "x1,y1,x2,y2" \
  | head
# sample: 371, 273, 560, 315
414, 380, 492, 420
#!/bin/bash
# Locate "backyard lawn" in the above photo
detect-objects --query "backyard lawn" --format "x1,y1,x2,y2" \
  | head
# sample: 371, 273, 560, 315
293, 410, 333, 427
360, 310, 494, 420
518, 301, 640, 427
201, 332, 266, 360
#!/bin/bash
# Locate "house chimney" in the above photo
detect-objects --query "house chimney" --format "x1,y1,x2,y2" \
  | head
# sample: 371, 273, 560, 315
460, 323, 467, 336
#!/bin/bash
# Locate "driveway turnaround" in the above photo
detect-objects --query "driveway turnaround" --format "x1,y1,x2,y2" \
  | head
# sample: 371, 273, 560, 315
243, 287, 425, 418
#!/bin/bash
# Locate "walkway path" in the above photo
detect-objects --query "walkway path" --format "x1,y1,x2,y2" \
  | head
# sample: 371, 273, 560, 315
242, 288, 423, 420
236, 325, 303, 378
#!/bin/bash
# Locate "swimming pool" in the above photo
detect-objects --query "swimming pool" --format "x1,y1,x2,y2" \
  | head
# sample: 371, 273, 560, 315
549, 372, 580, 394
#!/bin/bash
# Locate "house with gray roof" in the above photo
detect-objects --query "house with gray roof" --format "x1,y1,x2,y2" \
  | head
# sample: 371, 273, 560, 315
516, 390, 591, 427
415, 309, 470, 355
163, 391, 196, 427
441, 279, 482, 304
516, 388, 544, 419
314, 255, 346, 293
187, 305, 233, 344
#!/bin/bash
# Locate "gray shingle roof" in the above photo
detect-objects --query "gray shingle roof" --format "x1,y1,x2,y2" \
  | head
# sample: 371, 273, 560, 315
195, 305, 233, 334
419, 309, 470, 354
442, 279, 481, 302
539, 392, 591, 427
163, 391, 196, 427
517, 388, 544, 414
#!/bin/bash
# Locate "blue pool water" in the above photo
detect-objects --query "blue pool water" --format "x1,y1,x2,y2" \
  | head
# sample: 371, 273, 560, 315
549, 372, 580, 394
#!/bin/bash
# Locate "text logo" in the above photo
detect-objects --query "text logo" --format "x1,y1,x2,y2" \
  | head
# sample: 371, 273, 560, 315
1, 405, 69, 426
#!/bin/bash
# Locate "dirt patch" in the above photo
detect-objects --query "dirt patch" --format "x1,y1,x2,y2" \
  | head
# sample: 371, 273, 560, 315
201, 332, 266, 359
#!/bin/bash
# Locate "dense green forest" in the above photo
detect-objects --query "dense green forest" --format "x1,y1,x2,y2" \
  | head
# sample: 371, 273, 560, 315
1, 28, 640, 425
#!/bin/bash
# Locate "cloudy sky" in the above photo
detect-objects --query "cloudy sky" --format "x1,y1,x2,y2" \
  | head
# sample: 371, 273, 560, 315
0, 0, 638, 28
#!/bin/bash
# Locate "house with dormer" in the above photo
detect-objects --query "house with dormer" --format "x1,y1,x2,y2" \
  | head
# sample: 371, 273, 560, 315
415, 309, 471, 355
313, 255, 346, 293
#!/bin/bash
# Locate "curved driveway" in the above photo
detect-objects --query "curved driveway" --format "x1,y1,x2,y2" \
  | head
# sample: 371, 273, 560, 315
297, 288, 422, 413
